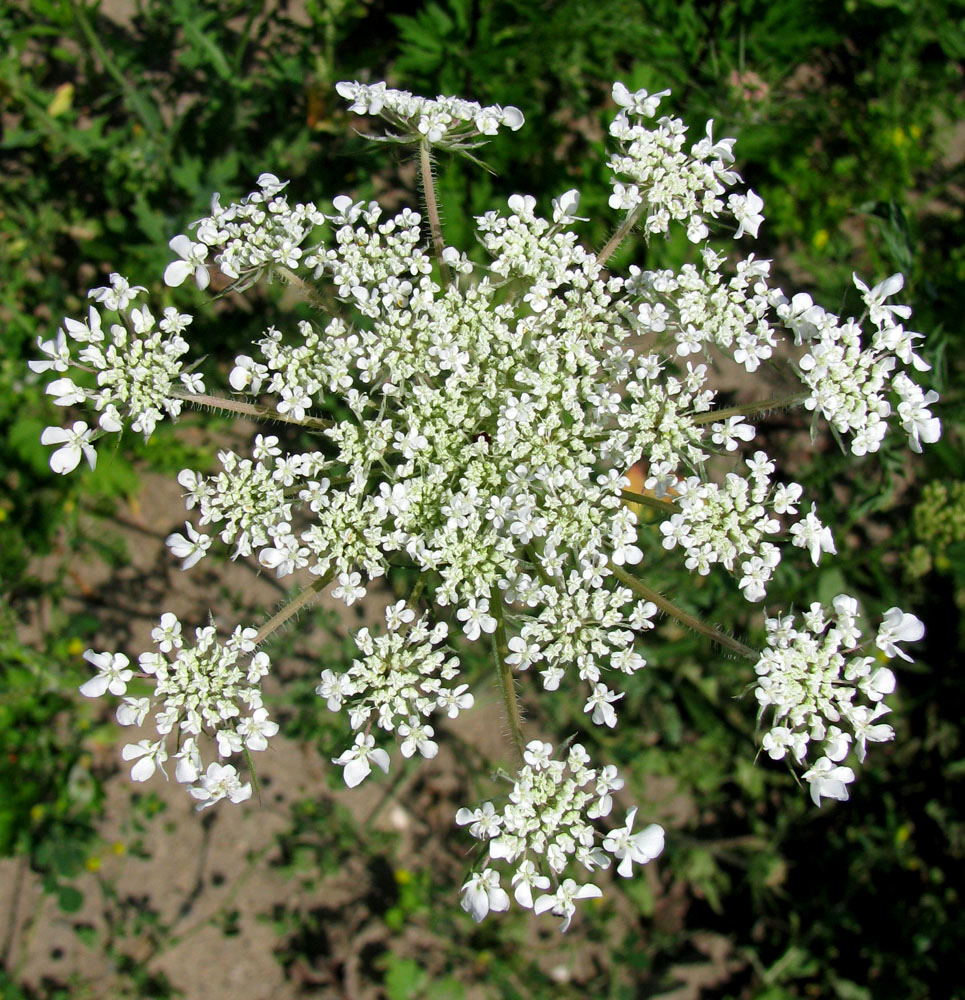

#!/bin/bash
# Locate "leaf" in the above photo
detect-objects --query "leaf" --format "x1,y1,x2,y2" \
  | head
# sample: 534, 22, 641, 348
177, 13, 233, 81
829, 976, 873, 1000
169, 154, 204, 196
624, 872, 656, 917
51, 839, 85, 877
57, 884, 84, 913
8, 416, 52, 474
84, 452, 140, 500
384, 957, 427, 1000
427, 979, 464, 1000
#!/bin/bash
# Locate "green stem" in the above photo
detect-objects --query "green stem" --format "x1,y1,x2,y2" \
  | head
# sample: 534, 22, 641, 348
609, 563, 760, 661
598, 202, 648, 266
420, 140, 452, 288
690, 392, 810, 426
407, 576, 426, 610
490, 588, 526, 762
273, 266, 330, 310
242, 745, 260, 803
254, 571, 335, 645
171, 390, 332, 430
621, 489, 680, 514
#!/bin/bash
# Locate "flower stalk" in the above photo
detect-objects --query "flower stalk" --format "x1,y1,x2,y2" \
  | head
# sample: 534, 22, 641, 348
609, 563, 760, 661
490, 588, 527, 762
690, 392, 810, 426
171, 390, 333, 430
598, 201, 648, 265
420, 139, 452, 287
254, 572, 335, 646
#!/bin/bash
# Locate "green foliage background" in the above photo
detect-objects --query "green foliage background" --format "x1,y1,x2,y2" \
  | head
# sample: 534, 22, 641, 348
1, 0, 963, 997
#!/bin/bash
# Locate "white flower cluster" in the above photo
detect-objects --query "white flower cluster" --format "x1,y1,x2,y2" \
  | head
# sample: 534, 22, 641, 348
305, 200, 432, 310
793, 273, 941, 456
177, 443, 296, 561
31, 274, 200, 473
164, 172, 325, 292
659, 453, 821, 601
755, 597, 924, 805
507, 580, 656, 727
46, 80, 939, 930
607, 82, 761, 243
457, 740, 664, 929
320, 602, 474, 785
627, 250, 779, 372
79, 614, 278, 809
335, 80, 524, 144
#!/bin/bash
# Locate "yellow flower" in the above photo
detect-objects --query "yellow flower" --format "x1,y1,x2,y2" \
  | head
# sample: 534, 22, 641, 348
811, 228, 830, 251
47, 82, 74, 118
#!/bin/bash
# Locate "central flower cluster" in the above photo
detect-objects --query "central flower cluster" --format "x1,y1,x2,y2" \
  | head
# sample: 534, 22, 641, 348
48, 80, 938, 932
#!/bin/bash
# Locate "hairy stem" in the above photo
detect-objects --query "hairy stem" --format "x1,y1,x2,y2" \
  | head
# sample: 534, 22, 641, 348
274, 266, 330, 309
609, 563, 760, 661
490, 588, 526, 761
171, 390, 332, 430
598, 202, 648, 266
691, 392, 810, 426
254, 571, 335, 645
407, 576, 426, 610
420, 140, 452, 287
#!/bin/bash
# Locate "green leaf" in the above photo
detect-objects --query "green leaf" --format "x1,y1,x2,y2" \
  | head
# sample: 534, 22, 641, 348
427, 979, 465, 1000
624, 871, 656, 917
176, 6, 233, 80
84, 452, 139, 499
56, 884, 84, 913
384, 957, 427, 1000
8, 416, 51, 474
